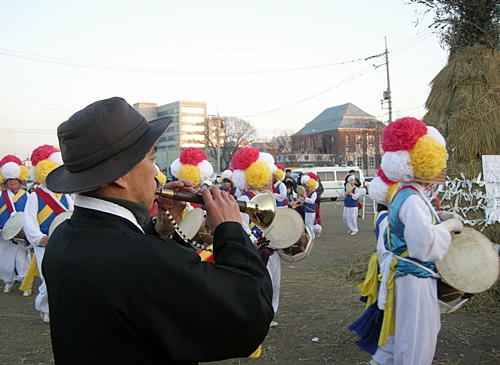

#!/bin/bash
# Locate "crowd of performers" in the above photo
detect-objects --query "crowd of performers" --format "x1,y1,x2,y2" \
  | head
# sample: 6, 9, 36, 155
0, 146, 74, 323
0, 98, 462, 365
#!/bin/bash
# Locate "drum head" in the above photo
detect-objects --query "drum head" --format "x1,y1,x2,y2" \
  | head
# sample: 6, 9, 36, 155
49, 211, 73, 236
179, 208, 204, 240
2, 212, 24, 240
436, 228, 500, 294
296, 185, 305, 196
264, 208, 303, 249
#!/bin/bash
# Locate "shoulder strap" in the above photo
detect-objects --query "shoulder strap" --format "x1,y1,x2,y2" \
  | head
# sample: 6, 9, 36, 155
34, 189, 66, 215
2, 190, 14, 213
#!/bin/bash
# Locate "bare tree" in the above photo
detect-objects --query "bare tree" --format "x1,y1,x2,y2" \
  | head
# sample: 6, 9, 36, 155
205, 116, 257, 171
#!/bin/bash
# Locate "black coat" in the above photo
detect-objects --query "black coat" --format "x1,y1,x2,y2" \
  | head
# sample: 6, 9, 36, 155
43, 206, 273, 365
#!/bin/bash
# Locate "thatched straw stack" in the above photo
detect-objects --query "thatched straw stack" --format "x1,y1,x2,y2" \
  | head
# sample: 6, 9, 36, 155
424, 45, 500, 311
423, 44, 500, 244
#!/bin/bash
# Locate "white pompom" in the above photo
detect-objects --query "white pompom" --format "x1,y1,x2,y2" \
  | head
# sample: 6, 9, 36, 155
170, 159, 182, 178
1, 162, 21, 180
426, 126, 446, 148
222, 170, 233, 179
368, 177, 389, 205
198, 160, 214, 182
49, 152, 63, 166
258, 153, 276, 172
301, 175, 310, 185
381, 151, 414, 182
232, 169, 247, 190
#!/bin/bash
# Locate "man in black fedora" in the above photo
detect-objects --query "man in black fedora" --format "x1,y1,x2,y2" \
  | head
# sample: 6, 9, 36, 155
43, 97, 273, 365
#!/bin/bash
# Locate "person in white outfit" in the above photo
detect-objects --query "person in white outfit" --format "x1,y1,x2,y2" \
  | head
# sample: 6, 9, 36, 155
349, 117, 464, 365
300, 173, 318, 240
232, 147, 280, 328
0, 155, 31, 295
22, 145, 74, 323
343, 175, 360, 235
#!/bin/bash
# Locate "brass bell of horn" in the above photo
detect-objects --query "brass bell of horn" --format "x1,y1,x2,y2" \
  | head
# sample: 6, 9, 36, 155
155, 188, 276, 230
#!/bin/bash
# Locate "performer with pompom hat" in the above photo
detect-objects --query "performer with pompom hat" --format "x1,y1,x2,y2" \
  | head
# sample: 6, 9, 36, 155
272, 164, 287, 207
170, 147, 214, 210
221, 167, 241, 199
22, 145, 74, 323
343, 175, 361, 235
300, 172, 319, 239
0, 155, 30, 294
232, 147, 279, 328
349, 117, 464, 365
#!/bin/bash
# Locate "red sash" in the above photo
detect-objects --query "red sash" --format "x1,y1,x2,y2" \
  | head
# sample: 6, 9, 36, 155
34, 189, 66, 215
2, 190, 14, 213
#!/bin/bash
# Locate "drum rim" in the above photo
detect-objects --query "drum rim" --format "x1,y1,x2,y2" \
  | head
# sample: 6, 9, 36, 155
48, 211, 73, 236
178, 208, 205, 240
264, 208, 304, 249
2, 212, 24, 241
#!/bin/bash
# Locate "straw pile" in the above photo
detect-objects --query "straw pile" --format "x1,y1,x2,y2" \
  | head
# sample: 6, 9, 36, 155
423, 44, 500, 244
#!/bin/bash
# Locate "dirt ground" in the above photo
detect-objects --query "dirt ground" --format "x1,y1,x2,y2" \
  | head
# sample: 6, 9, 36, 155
1, 199, 499, 364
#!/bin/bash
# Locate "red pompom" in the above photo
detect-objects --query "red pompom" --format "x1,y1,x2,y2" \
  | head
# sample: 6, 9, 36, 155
377, 166, 396, 185
31, 145, 59, 166
275, 163, 285, 172
382, 117, 427, 152
0, 155, 22, 167
232, 147, 260, 170
306, 172, 318, 181
179, 148, 207, 166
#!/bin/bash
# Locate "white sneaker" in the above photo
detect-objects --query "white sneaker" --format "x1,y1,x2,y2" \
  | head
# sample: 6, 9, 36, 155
3, 282, 13, 293
350, 231, 358, 235
270, 321, 278, 328
40, 312, 50, 323
23, 289, 32, 297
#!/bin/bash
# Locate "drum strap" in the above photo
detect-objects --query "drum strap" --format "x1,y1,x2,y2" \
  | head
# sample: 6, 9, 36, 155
34, 189, 66, 215
2, 190, 15, 214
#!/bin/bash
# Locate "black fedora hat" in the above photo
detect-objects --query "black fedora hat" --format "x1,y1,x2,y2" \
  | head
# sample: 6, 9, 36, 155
46, 97, 171, 194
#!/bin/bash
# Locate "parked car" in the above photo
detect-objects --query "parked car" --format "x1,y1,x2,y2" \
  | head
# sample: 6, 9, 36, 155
290, 166, 365, 200
363, 176, 375, 190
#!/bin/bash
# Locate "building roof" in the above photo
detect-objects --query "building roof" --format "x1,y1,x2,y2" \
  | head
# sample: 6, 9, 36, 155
293, 103, 384, 136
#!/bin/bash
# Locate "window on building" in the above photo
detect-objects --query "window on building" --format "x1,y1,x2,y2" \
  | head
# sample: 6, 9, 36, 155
355, 135, 362, 152
367, 135, 374, 149
181, 107, 204, 114
304, 155, 309, 161
369, 156, 375, 170
357, 156, 363, 168
345, 135, 350, 152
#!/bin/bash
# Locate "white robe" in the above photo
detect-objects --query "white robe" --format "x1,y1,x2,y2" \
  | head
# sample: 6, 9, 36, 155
23, 186, 74, 315
373, 182, 451, 365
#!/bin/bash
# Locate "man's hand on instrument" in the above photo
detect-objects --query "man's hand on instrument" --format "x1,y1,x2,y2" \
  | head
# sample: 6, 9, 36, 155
202, 185, 241, 232
438, 211, 464, 222
155, 180, 196, 237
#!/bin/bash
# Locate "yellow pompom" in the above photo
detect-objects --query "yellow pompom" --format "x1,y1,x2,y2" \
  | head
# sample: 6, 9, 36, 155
35, 159, 59, 184
19, 166, 30, 181
305, 178, 317, 191
156, 170, 167, 187
0, 171, 3, 182
245, 161, 271, 189
409, 136, 447, 180
274, 169, 284, 181
178, 164, 201, 184
386, 182, 399, 204
248, 345, 261, 358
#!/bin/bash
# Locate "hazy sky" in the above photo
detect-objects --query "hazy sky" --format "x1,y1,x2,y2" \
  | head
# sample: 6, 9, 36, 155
0, 0, 448, 160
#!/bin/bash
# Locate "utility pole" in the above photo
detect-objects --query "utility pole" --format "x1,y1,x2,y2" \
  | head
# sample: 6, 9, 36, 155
384, 37, 393, 123
215, 106, 221, 173
366, 38, 393, 123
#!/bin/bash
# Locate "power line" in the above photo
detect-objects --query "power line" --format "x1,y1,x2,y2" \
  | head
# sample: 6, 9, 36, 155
0, 47, 367, 76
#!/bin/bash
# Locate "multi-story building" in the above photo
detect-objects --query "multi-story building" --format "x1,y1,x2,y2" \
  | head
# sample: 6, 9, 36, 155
134, 101, 207, 173
288, 103, 385, 176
